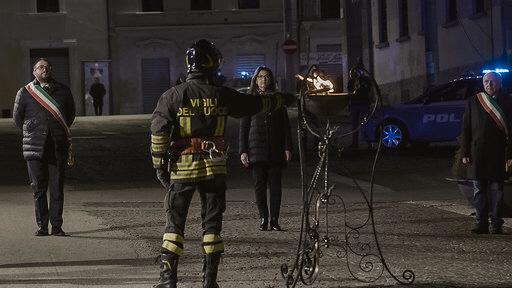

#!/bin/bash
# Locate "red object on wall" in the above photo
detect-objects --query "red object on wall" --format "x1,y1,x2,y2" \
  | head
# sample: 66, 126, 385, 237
282, 39, 298, 55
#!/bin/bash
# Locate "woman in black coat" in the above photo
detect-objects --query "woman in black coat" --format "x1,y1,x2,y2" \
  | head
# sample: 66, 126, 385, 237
239, 66, 292, 231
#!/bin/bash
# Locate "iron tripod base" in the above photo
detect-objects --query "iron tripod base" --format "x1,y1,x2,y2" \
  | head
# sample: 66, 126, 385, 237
281, 121, 415, 287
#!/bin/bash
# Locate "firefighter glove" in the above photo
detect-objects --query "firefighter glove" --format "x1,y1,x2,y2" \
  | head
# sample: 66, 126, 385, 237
156, 168, 170, 190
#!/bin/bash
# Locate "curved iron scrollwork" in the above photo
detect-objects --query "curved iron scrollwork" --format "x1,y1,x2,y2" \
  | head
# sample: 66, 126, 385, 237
282, 66, 415, 287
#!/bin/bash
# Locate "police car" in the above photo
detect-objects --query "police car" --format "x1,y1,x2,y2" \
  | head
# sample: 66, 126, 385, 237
361, 76, 485, 149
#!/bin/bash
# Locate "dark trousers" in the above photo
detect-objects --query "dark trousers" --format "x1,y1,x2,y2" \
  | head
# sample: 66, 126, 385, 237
472, 180, 504, 228
93, 101, 103, 116
27, 152, 66, 230
164, 177, 226, 236
252, 163, 283, 220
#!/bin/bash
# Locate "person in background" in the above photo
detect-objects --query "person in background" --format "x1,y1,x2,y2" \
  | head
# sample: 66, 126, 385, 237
13, 58, 76, 237
460, 71, 512, 235
239, 66, 292, 231
89, 77, 106, 116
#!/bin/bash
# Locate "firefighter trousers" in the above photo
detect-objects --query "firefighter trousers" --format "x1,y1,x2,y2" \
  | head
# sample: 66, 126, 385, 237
164, 176, 226, 237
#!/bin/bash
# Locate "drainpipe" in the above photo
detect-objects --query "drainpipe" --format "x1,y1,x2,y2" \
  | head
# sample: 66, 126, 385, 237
367, 0, 374, 75
106, 0, 114, 115
491, 0, 494, 62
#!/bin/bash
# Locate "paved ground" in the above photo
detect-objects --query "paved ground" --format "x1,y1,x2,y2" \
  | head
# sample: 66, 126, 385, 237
1, 115, 512, 287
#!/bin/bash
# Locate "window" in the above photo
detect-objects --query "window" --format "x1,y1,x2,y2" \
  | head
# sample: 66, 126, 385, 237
398, 0, 409, 38
37, 0, 59, 12
235, 55, 265, 78
378, 0, 388, 44
301, 0, 317, 20
426, 85, 449, 102
443, 85, 468, 101
446, 0, 458, 23
142, 58, 170, 113
320, 0, 340, 19
467, 80, 484, 98
238, 0, 259, 9
474, 0, 485, 15
430, 82, 471, 102
142, 0, 163, 12
191, 0, 211, 10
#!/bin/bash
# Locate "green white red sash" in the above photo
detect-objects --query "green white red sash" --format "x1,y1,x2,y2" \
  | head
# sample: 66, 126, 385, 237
24, 82, 71, 138
476, 92, 509, 138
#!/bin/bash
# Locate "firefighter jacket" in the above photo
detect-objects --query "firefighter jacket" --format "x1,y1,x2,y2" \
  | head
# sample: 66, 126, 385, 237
150, 73, 288, 183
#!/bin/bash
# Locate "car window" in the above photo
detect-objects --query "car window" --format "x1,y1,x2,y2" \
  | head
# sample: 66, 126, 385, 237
449, 86, 467, 101
428, 82, 469, 102
466, 80, 484, 98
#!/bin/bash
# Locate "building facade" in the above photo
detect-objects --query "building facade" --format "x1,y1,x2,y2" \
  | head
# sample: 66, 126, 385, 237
370, 0, 512, 104
108, 0, 350, 114
109, 0, 288, 114
1, 0, 346, 116
0, 0, 109, 118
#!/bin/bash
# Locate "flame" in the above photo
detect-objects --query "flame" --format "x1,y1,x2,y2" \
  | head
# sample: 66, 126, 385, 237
313, 76, 334, 93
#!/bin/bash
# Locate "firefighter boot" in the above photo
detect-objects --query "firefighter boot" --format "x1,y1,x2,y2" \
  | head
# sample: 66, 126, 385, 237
203, 252, 221, 288
154, 253, 178, 288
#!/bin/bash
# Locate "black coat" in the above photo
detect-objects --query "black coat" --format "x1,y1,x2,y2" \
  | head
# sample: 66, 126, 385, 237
89, 82, 106, 104
13, 79, 76, 160
239, 103, 292, 166
460, 91, 512, 181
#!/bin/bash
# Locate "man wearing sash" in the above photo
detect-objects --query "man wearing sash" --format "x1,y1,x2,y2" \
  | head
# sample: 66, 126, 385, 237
13, 58, 75, 237
461, 71, 512, 234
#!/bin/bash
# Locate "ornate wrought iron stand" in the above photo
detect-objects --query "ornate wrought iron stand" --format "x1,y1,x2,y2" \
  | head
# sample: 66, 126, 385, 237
281, 68, 415, 287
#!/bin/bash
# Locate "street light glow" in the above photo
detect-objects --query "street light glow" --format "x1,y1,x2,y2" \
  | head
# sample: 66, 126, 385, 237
482, 68, 510, 73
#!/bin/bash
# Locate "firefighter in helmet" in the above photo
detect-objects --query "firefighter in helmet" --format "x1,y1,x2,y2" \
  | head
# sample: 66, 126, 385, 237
150, 39, 294, 288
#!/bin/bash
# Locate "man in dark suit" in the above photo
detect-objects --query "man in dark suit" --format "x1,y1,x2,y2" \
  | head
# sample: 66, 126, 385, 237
89, 77, 106, 116
461, 71, 512, 234
13, 58, 76, 236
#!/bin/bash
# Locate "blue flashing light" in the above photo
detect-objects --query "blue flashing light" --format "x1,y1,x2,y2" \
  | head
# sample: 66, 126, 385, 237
482, 68, 510, 73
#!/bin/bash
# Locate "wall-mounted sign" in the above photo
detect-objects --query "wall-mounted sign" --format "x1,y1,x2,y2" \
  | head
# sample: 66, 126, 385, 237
300, 52, 343, 65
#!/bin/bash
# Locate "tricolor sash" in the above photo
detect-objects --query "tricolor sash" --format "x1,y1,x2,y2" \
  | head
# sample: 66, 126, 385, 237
476, 92, 509, 138
25, 82, 71, 137
25, 82, 74, 166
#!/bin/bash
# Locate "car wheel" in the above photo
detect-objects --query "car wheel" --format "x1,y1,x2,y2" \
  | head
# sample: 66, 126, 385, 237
379, 121, 408, 149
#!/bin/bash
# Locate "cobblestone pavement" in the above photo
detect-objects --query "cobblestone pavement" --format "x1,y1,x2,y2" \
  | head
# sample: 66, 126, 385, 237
2, 115, 512, 287
83, 197, 512, 287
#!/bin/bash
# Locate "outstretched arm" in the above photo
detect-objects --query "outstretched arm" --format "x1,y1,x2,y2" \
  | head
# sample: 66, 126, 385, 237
223, 87, 295, 118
